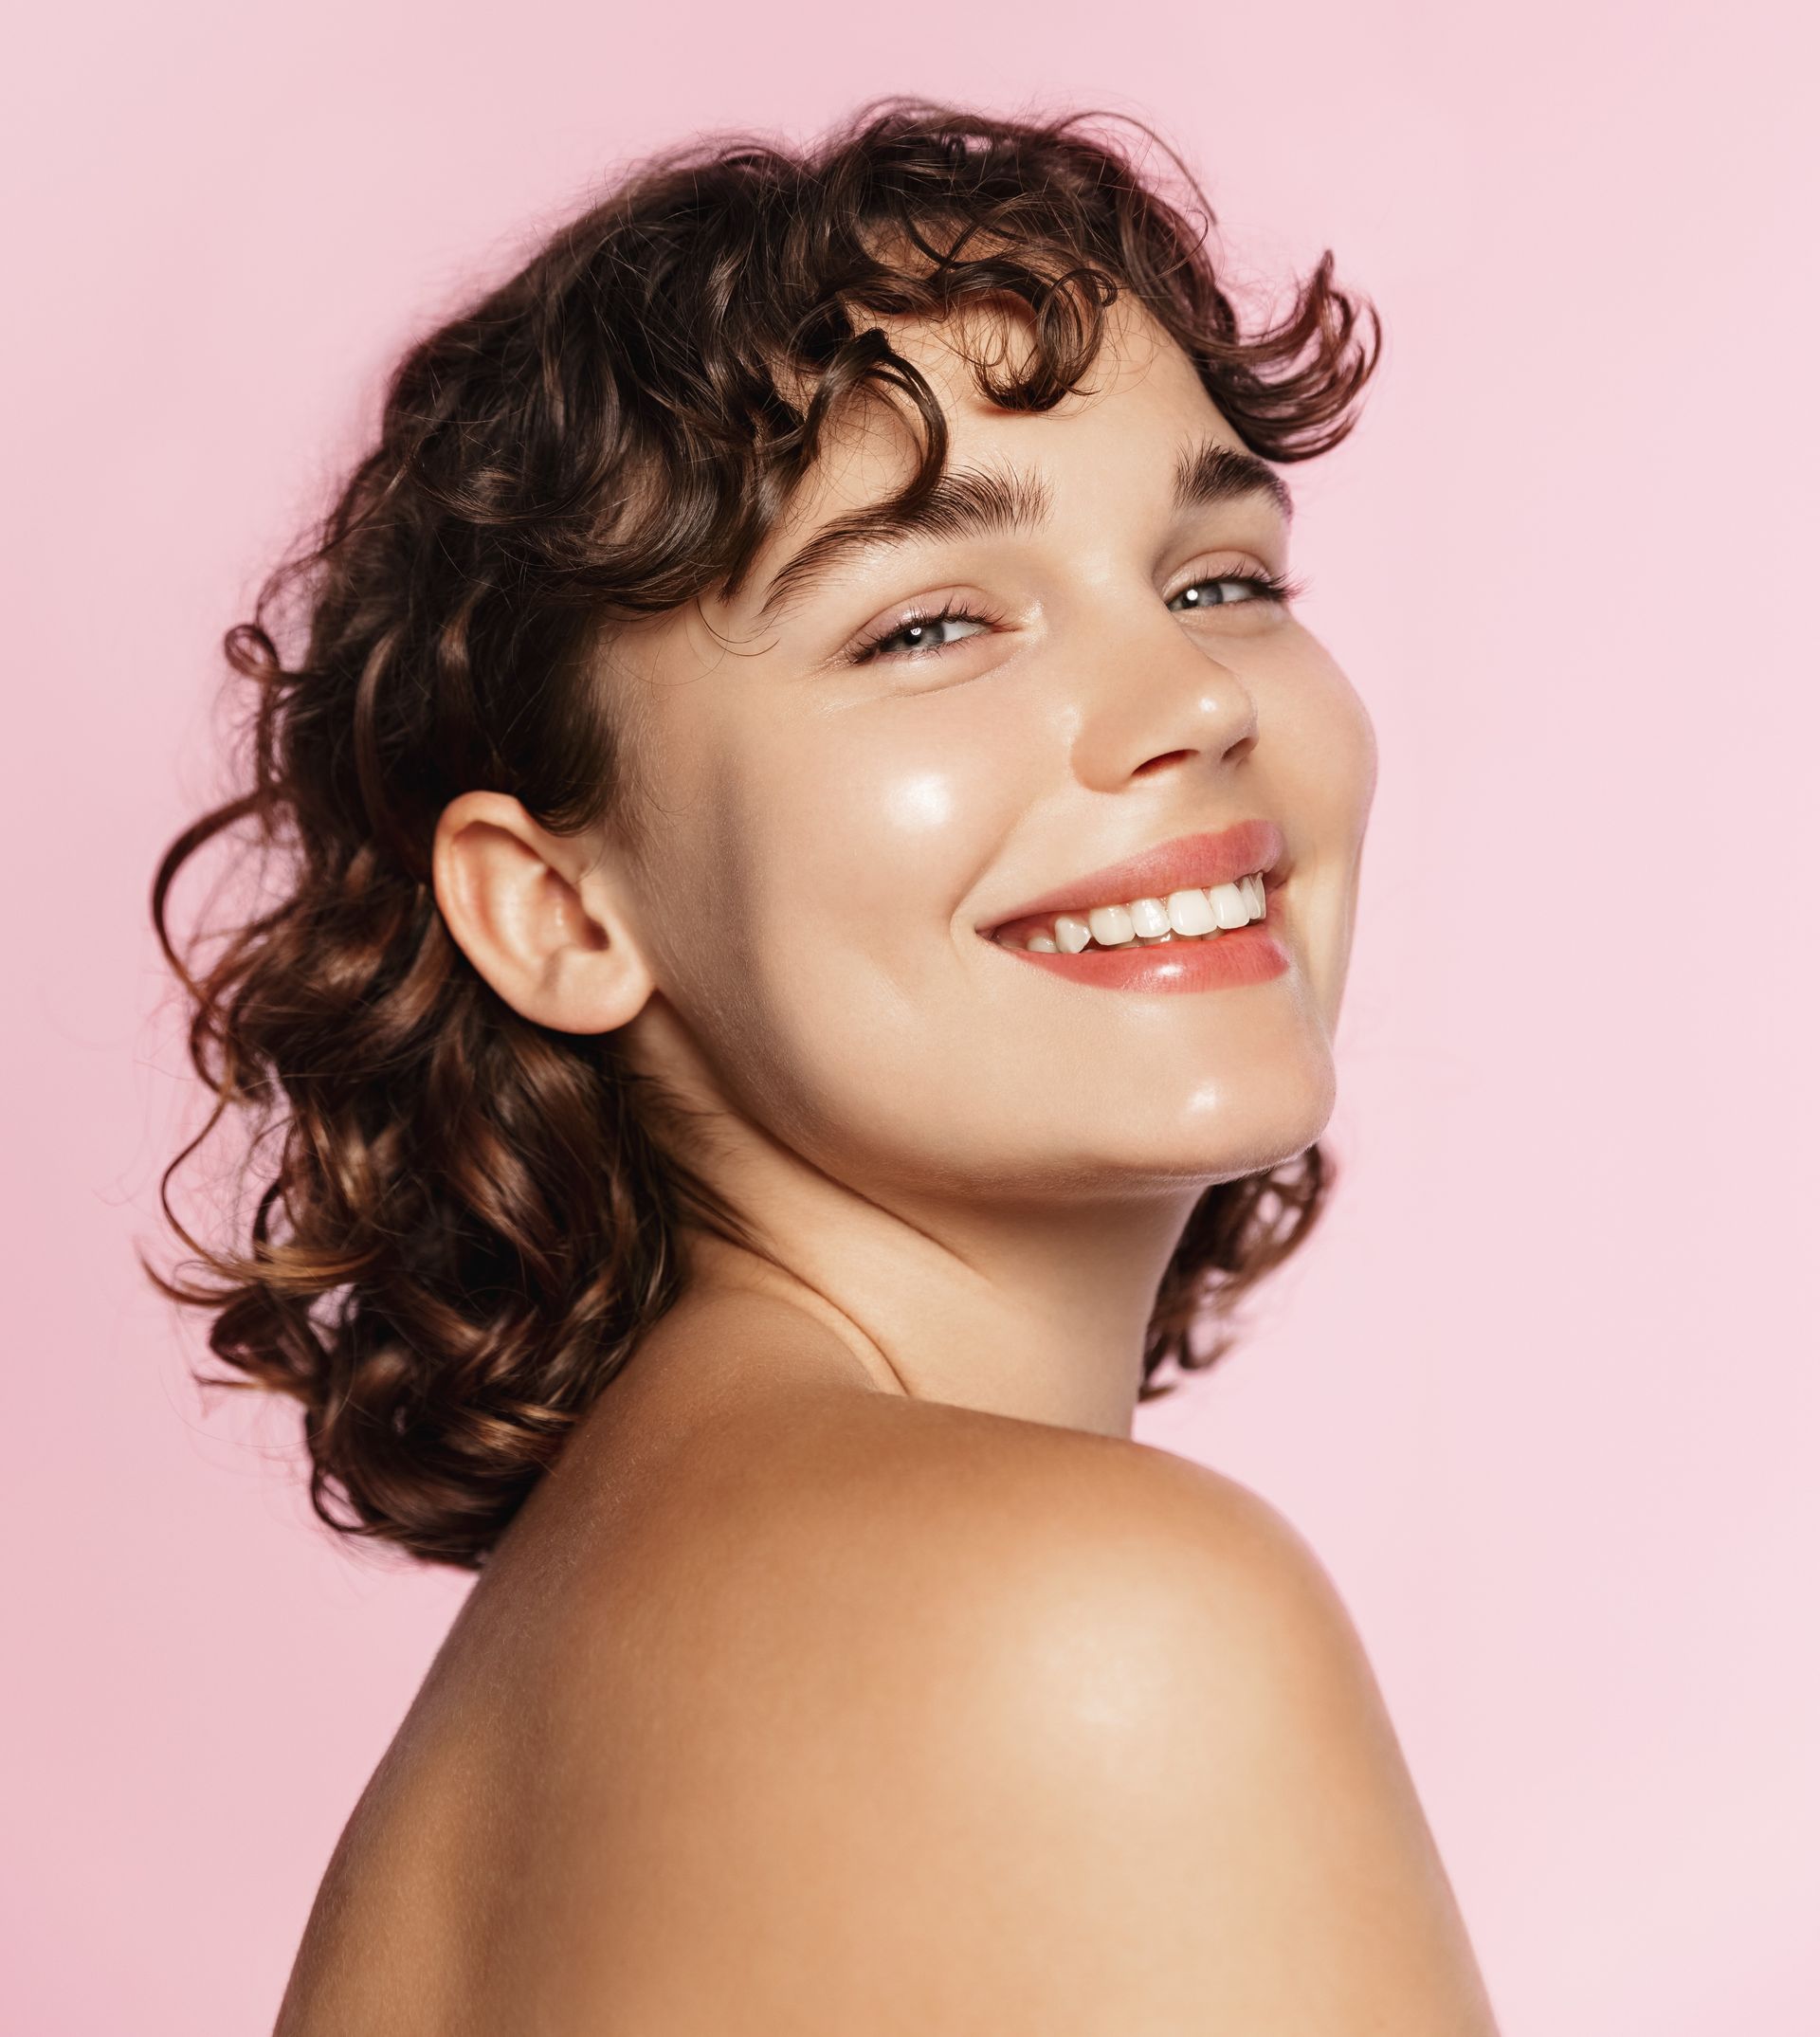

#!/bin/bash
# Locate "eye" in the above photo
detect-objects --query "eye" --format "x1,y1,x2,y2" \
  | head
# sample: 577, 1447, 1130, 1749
1167, 568, 1300, 612
851, 604, 993, 663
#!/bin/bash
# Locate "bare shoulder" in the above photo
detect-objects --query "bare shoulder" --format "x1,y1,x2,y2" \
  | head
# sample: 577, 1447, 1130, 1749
537, 1395, 1502, 2035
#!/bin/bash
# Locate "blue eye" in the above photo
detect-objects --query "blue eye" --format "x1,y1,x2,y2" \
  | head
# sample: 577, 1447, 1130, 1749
850, 567, 1302, 666
855, 608, 992, 662
1168, 570, 1295, 611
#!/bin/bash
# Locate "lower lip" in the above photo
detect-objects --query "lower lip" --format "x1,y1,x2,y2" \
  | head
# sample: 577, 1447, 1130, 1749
985, 916, 1290, 993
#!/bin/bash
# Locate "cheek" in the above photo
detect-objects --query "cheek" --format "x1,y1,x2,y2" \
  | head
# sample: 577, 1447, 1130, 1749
1270, 641, 1377, 846
751, 694, 1013, 940
1259, 641, 1376, 1032
670, 695, 1023, 1126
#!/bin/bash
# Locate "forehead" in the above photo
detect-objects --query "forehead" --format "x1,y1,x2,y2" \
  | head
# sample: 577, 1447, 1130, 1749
755, 298, 1240, 567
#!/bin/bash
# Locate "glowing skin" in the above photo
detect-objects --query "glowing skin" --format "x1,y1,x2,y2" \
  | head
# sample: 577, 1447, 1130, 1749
436, 297, 1375, 1438
285, 305, 1507, 2037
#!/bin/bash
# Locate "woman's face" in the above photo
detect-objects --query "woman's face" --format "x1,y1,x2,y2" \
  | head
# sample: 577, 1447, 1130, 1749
608, 301, 1376, 1206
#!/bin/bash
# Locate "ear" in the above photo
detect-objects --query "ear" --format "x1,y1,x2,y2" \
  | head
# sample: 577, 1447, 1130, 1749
431, 790, 655, 1034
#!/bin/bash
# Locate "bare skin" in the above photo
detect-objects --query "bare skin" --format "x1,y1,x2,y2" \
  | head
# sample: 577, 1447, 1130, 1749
274, 303, 1501, 2031
276, 1284, 1499, 2034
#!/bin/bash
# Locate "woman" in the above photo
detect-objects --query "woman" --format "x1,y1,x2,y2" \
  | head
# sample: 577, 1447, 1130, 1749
155, 100, 1501, 2032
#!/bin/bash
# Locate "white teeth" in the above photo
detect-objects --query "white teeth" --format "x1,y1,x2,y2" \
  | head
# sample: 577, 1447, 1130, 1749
1165, 887, 1217, 937
1085, 903, 1136, 947
1004, 869, 1271, 954
1208, 881, 1250, 930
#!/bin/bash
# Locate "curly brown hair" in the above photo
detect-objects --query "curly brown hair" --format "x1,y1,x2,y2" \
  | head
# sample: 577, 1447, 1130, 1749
150, 99, 1379, 1571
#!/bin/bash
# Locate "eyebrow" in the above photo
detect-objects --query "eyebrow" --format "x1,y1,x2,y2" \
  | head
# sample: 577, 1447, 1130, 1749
748, 438, 1294, 628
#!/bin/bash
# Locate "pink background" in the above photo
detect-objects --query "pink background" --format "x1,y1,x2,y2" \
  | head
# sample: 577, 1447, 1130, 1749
4, 3, 1814, 2029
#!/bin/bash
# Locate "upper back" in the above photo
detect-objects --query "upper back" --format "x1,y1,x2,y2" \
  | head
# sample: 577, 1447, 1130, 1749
275, 1380, 1499, 2035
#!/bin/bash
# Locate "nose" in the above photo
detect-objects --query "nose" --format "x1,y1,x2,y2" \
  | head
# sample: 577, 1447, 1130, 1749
1065, 608, 1261, 794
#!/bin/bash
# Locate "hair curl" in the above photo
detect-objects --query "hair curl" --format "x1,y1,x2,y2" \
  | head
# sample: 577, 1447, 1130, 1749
150, 99, 1378, 1570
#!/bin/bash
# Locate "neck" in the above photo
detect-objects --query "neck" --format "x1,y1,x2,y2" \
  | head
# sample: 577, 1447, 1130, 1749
668, 1155, 1205, 1441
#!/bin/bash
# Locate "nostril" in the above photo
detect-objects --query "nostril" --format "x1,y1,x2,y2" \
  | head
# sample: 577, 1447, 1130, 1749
1133, 750, 1194, 776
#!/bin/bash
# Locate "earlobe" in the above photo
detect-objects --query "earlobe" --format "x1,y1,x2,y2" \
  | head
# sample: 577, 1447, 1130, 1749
430, 790, 654, 1034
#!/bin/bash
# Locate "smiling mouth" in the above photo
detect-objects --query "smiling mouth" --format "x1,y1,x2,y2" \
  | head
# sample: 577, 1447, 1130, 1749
977, 816, 1287, 952
989, 871, 1271, 953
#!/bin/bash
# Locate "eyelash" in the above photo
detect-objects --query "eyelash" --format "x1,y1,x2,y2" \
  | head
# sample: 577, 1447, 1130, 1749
846, 568, 1308, 665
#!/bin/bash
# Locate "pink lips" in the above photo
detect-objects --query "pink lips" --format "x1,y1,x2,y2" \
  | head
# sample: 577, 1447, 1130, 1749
997, 916, 1290, 993
979, 817, 1287, 943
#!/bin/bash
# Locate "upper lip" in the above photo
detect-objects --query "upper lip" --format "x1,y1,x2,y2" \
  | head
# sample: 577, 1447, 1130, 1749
977, 818, 1289, 936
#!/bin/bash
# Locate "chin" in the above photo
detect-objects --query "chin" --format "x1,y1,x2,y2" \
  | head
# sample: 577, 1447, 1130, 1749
1170, 1042, 1338, 1183
1011, 1044, 1337, 1195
